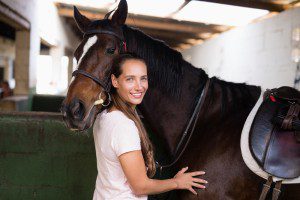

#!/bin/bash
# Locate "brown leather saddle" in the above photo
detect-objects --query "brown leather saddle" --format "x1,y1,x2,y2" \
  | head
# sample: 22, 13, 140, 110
249, 87, 300, 179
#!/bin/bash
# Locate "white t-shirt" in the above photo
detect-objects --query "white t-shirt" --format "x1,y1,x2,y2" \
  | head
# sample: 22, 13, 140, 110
92, 109, 148, 200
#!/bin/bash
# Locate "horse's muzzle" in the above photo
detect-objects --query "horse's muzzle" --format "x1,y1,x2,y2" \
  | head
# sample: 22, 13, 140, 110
61, 98, 88, 131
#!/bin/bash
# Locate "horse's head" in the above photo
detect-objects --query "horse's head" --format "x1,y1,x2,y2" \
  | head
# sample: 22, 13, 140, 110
61, 0, 128, 131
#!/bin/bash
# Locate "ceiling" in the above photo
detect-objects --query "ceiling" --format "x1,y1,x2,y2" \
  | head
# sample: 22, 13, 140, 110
56, 0, 300, 51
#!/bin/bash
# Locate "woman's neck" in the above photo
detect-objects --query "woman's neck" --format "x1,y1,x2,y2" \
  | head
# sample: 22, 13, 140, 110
108, 104, 136, 113
107, 106, 118, 113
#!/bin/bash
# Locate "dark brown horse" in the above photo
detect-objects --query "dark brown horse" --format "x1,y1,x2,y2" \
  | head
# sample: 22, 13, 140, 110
61, 0, 300, 199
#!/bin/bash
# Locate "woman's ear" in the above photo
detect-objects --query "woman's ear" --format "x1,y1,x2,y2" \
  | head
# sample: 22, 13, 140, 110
111, 74, 119, 88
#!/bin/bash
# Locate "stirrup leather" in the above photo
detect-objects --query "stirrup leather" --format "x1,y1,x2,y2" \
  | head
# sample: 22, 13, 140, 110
259, 176, 282, 200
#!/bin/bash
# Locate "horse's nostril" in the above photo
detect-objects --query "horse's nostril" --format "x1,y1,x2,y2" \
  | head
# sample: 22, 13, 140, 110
70, 99, 85, 120
61, 104, 67, 116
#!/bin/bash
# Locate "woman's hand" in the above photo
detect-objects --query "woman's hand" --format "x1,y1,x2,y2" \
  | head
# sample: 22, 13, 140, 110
173, 167, 207, 195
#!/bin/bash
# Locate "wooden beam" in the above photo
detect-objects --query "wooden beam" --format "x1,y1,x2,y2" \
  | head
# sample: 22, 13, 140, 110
0, 1, 30, 30
56, 3, 221, 35
290, 0, 300, 6
194, 0, 286, 12
140, 27, 201, 40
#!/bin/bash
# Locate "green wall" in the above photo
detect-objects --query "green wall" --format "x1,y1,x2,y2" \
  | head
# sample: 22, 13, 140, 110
0, 112, 97, 200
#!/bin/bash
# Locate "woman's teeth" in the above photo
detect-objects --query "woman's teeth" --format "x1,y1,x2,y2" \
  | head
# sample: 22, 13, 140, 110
131, 93, 142, 98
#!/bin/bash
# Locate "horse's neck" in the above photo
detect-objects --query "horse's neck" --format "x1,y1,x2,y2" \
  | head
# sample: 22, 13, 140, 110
124, 26, 261, 155
201, 79, 261, 122
140, 67, 208, 155
124, 26, 207, 154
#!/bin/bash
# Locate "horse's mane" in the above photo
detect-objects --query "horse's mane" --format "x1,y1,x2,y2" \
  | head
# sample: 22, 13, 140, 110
122, 25, 260, 113
123, 25, 207, 97
209, 77, 261, 119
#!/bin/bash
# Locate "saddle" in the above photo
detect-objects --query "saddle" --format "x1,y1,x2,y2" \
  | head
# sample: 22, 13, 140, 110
249, 87, 300, 179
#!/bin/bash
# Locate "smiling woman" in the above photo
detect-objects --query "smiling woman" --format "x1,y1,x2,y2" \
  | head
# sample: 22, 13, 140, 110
92, 53, 207, 199
110, 54, 149, 107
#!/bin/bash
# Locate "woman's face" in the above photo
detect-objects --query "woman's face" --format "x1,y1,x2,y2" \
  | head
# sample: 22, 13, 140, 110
111, 59, 148, 107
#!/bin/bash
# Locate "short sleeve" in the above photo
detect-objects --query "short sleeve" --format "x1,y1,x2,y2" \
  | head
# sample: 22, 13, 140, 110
111, 121, 141, 157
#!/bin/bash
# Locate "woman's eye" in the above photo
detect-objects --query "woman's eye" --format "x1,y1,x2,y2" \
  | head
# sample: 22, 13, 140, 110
106, 48, 115, 55
141, 77, 148, 81
126, 78, 133, 81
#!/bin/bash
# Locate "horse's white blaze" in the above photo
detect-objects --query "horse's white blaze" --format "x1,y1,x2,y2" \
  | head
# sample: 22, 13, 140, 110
76, 35, 98, 68
241, 90, 300, 184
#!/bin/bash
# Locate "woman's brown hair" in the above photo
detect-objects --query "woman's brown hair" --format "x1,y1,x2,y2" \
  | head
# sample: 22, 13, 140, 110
109, 53, 156, 178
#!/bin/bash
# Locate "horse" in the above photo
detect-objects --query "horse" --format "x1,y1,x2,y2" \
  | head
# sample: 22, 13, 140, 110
61, 0, 300, 199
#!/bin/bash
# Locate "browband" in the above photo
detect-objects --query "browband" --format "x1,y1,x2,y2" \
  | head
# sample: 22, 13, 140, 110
83, 30, 124, 41
83, 30, 127, 52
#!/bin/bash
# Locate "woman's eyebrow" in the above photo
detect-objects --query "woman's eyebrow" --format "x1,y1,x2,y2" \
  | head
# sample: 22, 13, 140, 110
124, 75, 147, 78
124, 75, 135, 78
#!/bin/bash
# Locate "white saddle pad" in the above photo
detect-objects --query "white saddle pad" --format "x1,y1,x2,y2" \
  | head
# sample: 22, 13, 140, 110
240, 89, 300, 184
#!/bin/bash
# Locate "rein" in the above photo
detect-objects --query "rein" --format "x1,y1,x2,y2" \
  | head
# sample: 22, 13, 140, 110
155, 78, 211, 177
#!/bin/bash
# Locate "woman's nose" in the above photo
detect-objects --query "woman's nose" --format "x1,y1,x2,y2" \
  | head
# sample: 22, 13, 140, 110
134, 80, 142, 90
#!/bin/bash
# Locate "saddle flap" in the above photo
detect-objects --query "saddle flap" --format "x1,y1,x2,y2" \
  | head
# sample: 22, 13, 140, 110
249, 98, 276, 164
264, 127, 300, 179
249, 88, 300, 179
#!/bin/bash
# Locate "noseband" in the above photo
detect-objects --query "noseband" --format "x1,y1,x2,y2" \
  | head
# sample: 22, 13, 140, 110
72, 30, 127, 107
72, 69, 112, 107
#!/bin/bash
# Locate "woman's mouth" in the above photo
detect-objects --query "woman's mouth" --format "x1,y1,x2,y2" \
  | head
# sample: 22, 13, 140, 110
131, 92, 143, 99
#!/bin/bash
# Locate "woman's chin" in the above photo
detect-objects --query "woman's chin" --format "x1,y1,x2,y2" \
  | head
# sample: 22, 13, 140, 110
128, 98, 144, 106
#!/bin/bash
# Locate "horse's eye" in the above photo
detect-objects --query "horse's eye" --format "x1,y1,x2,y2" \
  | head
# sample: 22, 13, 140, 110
106, 48, 115, 55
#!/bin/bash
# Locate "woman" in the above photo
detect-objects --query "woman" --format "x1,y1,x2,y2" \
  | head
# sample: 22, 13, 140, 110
93, 53, 207, 199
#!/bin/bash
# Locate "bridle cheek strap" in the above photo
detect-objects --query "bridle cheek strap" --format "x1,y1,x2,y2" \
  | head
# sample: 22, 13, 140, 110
72, 70, 110, 92
72, 69, 112, 107
72, 30, 127, 108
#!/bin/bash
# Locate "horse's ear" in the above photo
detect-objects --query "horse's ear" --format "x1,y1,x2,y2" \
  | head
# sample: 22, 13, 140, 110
111, 0, 128, 26
73, 6, 91, 33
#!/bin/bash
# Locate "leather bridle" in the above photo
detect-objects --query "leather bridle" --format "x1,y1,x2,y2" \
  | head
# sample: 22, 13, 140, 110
72, 29, 127, 107
72, 70, 111, 92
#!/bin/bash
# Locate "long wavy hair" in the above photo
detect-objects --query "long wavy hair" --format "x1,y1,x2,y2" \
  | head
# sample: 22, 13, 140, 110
108, 53, 156, 178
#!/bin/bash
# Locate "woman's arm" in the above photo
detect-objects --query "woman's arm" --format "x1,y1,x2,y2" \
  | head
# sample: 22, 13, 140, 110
119, 150, 207, 196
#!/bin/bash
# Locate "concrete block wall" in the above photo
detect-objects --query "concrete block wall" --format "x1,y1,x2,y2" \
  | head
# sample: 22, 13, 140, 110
0, 112, 171, 199
182, 7, 300, 89
0, 112, 97, 200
